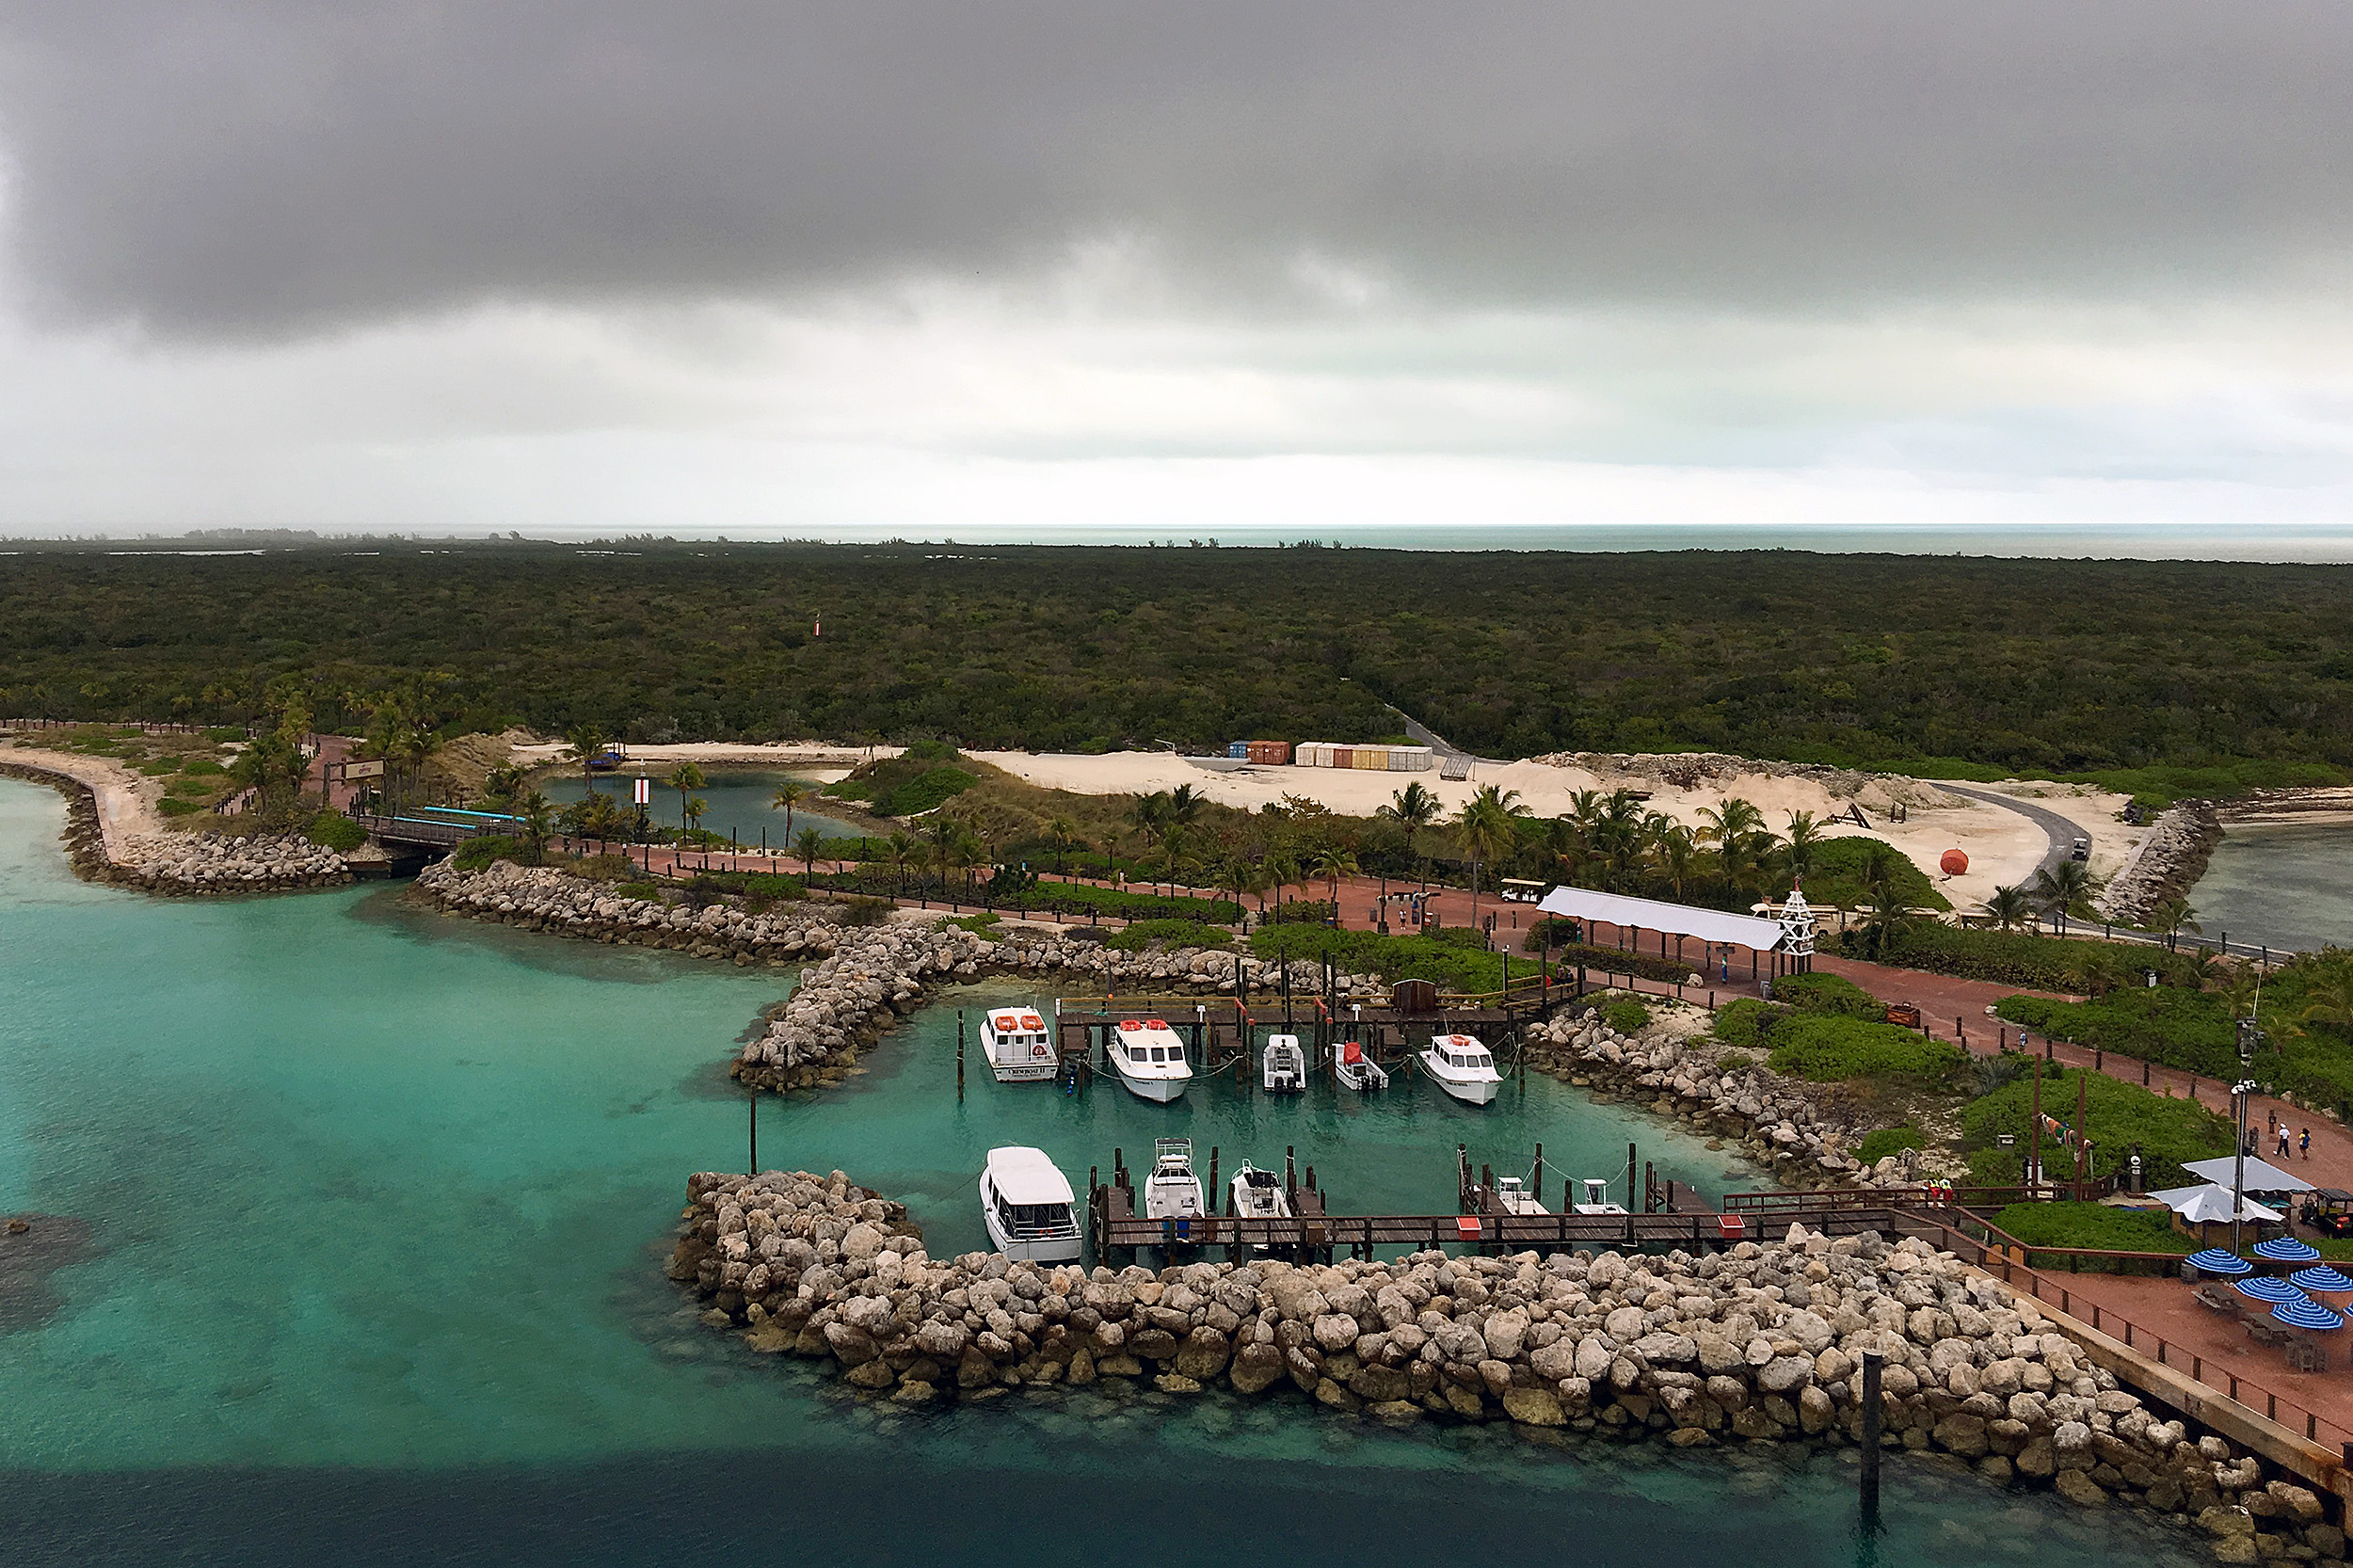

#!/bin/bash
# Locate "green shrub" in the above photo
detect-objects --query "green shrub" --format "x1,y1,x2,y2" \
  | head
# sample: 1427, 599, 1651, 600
1248, 924, 1545, 995
1986, 1201, 2192, 1256
1602, 998, 1652, 1035
616, 880, 659, 903
306, 810, 366, 852
871, 766, 977, 817
1959, 1065, 2232, 1188
1802, 836, 1952, 912
1710, 999, 1778, 1053
1271, 898, 1336, 924
836, 895, 896, 926
182, 756, 226, 776
203, 727, 246, 743
1821, 923, 2204, 992
805, 867, 1235, 923
452, 835, 519, 871
1107, 920, 1240, 952
1854, 1126, 1926, 1165
157, 797, 204, 817
1994, 988, 2235, 1076
139, 756, 184, 776
1765, 1016, 1967, 1083
1769, 971, 1885, 1019
166, 776, 216, 798
1716, 1050, 1753, 1072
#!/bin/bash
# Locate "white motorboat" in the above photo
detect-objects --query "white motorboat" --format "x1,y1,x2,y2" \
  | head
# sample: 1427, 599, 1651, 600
981, 1003, 1057, 1083
1228, 1162, 1291, 1220
978, 1146, 1084, 1262
1261, 1032, 1305, 1093
1142, 1138, 1207, 1222
1570, 1177, 1627, 1216
1418, 1032, 1501, 1105
1109, 1017, 1193, 1103
1335, 1038, 1389, 1092
1492, 1175, 1548, 1216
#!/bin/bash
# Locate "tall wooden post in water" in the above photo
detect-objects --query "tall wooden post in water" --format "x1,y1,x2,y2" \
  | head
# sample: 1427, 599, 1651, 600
746, 1087, 759, 1176
1860, 1349, 1884, 1528
957, 1011, 967, 1102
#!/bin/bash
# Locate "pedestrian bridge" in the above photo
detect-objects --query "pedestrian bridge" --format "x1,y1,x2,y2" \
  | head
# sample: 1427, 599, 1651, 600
350, 806, 520, 850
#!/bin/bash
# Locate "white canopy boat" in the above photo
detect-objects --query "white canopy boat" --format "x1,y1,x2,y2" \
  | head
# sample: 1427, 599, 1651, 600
1228, 1161, 1292, 1221
979, 1146, 1084, 1262
980, 1003, 1057, 1083
1142, 1138, 1207, 1223
1492, 1175, 1548, 1216
1109, 1017, 1193, 1103
1335, 1039, 1389, 1092
1261, 1032, 1305, 1093
1570, 1177, 1627, 1216
1418, 1032, 1501, 1105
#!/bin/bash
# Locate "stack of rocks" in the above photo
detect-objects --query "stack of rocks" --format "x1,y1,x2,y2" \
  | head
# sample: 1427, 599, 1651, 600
112, 829, 348, 893
1522, 1009, 1913, 1188
673, 1170, 2340, 1549
2098, 802, 2221, 926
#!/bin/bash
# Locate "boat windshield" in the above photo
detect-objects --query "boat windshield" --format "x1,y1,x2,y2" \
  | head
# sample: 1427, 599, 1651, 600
998, 1198, 1077, 1237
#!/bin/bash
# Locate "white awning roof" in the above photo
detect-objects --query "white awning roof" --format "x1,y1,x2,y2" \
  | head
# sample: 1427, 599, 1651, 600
2183, 1157, 2317, 1194
1536, 886, 1787, 951
2149, 1183, 2282, 1224
984, 1145, 1075, 1206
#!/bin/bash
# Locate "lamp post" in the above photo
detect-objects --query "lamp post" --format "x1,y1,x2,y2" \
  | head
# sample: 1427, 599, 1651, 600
2232, 1016, 2259, 1254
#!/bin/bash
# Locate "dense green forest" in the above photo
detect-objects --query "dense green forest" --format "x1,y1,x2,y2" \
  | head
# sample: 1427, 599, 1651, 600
5, 540, 2350, 790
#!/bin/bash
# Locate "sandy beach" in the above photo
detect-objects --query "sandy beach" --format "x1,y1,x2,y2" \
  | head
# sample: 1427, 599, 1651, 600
0, 743, 170, 856
965, 749, 2135, 908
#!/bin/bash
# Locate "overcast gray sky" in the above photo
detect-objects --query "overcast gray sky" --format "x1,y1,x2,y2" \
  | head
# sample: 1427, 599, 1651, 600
4, 3, 2350, 544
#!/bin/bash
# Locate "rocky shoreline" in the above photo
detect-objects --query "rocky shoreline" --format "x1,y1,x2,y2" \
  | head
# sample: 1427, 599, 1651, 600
412, 861, 1385, 1092
1520, 1006, 1949, 1192
0, 760, 349, 893
672, 1168, 2340, 1558
2100, 802, 2223, 927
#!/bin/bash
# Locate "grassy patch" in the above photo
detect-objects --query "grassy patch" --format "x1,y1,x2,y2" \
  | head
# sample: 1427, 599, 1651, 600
1250, 923, 1539, 995
1960, 1064, 2233, 1188
1854, 1126, 1926, 1164
1769, 971, 1887, 1019
1803, 836, 1952, 912
157, 797, 204, 817
1822, 924, 2206, 993
1602, 998, 1652, 1035
1765, 1016, 1968, 1083
1987, 1201, 2193, 1255
452, 835, 520, 872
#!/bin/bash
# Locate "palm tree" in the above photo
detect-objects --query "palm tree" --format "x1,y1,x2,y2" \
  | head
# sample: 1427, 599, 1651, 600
1982, 884, 2033, 933
886, 829, 918, 889
1654, 823, 1699, 901
1699, 797, 1768, 902
664, 762, 706, 836
1306, 846, 1360, 919
795, 825, 824, 878
2031, 859, 2094, 936
560, 724, 609, 794
1378, 781, 1443, 871
771, 779, 811, 842
925, 814, 967, 889
2296, 958, 2353, 1032
1128, 791, 1173, 876
1046, 815, 1080, 875
1263, 851, 1301, 919
1782, 810, 1823, 888
1454, 784, 1529, 932
517, 789, 553, 862
2154, 896, 2202, 952
684, 796, 708, 838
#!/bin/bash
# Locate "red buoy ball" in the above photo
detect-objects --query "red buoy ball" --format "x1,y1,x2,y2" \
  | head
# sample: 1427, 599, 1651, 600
1939, 848, 1969, 876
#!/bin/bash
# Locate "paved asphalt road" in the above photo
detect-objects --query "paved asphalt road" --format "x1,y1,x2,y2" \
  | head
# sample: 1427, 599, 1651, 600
1936, 782, 2079, 886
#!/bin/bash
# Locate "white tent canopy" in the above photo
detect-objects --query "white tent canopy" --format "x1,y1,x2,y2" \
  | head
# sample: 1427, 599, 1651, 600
2182, 1157, 2317, 1194
1536, 886, 1786, 952
2149, 1183, 2282, 1224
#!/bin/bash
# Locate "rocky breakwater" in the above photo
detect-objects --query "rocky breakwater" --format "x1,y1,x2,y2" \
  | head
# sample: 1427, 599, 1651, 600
417, 859, 849, 967
735, 921, 991, 1092
2101, 801, 2223, 927
110, 829, 348, 893
674, 1170, 2339, 1551
1524, 1007, 1926, 1190
985, 929, 1386, 1004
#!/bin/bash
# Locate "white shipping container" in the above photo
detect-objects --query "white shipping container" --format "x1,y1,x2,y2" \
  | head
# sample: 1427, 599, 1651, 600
1387, 746, 1435, 771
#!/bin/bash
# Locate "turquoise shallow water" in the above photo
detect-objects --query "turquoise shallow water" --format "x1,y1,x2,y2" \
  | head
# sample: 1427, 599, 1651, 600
0, 777, 2205, 1565
2189, 822, 2353, 955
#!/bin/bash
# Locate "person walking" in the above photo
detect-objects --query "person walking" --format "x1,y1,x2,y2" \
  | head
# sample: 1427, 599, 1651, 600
2302, 1127, 2313, 1160
2278, 1123, 2293, 1160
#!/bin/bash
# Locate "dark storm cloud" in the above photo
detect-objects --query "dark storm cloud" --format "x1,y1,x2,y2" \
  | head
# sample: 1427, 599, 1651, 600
3, 1, 2348, 336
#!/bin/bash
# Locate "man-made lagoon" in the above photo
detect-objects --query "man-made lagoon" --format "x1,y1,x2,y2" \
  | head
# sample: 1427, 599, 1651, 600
539, 767, 857, 848
0, 778, 2206, 1566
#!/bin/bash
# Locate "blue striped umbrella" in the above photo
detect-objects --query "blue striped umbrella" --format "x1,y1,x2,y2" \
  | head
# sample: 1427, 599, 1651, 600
2188, 1248, 2252, 1276
2291, 1265, 2353, 1293
2233, 1276, 2310, 1304
2252, 1236, 2322, 1263
2272, 1297, 2345, 1332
